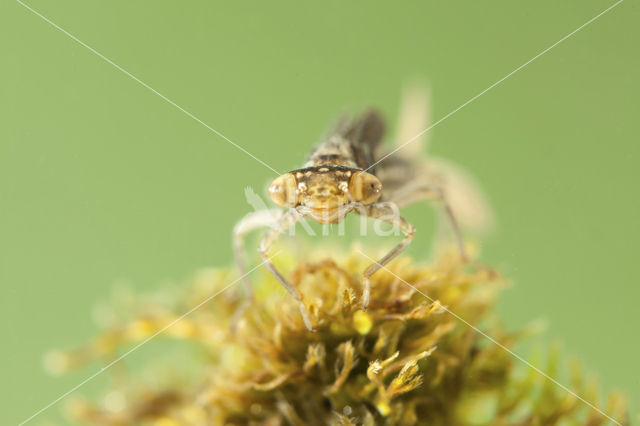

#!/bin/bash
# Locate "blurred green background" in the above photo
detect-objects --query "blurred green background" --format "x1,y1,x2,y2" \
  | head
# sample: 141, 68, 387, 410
2, 0, 638, 424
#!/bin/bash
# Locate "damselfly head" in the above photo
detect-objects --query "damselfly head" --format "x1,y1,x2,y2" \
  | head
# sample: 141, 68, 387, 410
268, 168, 382, 214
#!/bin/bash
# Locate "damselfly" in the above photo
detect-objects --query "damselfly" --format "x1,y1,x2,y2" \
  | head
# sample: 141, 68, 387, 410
234, 86, 492, 330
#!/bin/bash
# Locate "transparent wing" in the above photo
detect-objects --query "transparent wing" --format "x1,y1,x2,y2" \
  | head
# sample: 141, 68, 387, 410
394, 81, 432, 156
384, 81, 494, 235
379, 156, 494, 235
424, 157, 494, 235
376, 83, 432, 195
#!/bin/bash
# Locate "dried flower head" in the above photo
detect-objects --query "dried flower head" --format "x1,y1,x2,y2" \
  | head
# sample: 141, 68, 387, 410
48, 248, 628, 425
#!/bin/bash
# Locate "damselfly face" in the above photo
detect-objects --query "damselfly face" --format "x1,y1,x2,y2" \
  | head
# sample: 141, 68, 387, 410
268, 166, 382, 224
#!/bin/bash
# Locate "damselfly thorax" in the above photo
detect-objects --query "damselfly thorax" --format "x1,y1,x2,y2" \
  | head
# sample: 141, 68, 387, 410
233, 86, 492, 331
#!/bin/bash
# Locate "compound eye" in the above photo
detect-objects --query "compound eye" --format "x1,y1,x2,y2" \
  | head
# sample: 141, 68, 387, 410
349, 171, 382, 204
268, 174, 298, 206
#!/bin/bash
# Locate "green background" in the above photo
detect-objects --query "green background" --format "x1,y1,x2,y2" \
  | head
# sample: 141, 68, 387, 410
1, 0, 638, 424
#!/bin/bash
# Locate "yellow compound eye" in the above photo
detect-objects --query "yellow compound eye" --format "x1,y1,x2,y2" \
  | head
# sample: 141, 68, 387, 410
268, 174, 298, 206
349, 171, 382, 204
